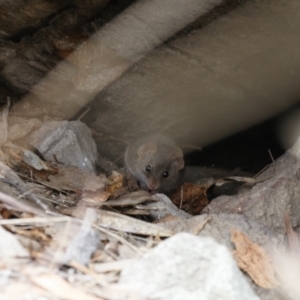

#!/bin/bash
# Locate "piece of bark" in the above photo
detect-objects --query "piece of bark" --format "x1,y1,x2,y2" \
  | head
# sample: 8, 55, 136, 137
231, 228, 279, 289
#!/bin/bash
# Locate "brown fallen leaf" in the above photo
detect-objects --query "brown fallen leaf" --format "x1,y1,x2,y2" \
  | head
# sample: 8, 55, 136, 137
30, 273, 104, 300
106, 171, 124, 197
231, 228, 279, 289
81, 189, 111, 206
171, 182, 209, 215
48, 165, 106, 192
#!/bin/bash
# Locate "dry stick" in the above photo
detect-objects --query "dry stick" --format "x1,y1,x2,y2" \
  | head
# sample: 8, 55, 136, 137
16, 175, 74, 205
193, 215, 211, 235
113, 155, 124, 164
0, 165, 50, 212
252, 164, 270, 179
92, 130, 129, 146
49, 216, 73, 270
159, 115, 187, 134
284, 211, 299, 253
0, 97, 10, 146
17, 172, 71, 195
19, 190, 50, 212
76, 106, 91, 121
180, 144, 202, 151
268, 149, 276, 164
69, 260, 108, 287
93, 225, 143, 255
0, 191, 47, 216
237, 149, 277, 191
252, 149, 276, 179
180, 185, 183, 210
28, 194, 73, 206
0, 216, 71, 225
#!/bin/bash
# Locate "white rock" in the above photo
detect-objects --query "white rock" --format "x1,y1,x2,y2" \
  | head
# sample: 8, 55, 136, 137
120, 233, 259, 300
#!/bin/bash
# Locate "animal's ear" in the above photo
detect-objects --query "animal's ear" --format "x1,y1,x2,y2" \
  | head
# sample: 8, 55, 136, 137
170, 147, 184, 170
137, 140, 158, 160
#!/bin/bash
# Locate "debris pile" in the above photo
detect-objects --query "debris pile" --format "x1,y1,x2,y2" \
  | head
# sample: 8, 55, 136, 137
0, 109, 299, 300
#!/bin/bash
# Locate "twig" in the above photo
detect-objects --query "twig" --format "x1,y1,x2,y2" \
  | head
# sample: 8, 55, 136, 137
49, 216, 73, 269
0, 216, 71, 225
268, 149, 275, 164
253, 149, 276, 180
92, 130, 129, 146
76, 106, 91, 121
252, 149, 277, 181
17, 172, 71, 195
0, 97, 10, 147
69, 260, 108, 287
113, 155, 124, 164
180, 144, 202, 151
253, 164, 270, 179
180, 186, 183, 210
0, 191, 47, 216
93, 225, 143, 255
284, 211, 299, 253
17, 189, 50, 212
193, 215, 211, 235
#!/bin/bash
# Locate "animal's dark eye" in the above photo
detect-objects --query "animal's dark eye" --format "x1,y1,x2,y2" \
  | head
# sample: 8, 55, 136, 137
163, 171, 169, 178
145, 165, 152, 172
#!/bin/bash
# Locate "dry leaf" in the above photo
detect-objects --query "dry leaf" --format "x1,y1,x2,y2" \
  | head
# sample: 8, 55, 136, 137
171, 182, 209, 215
48, 165, 105, 192
7, 147, 58, 181
106, 171, 124, 197
81, 189, 110, 205
231, 228, 279, 289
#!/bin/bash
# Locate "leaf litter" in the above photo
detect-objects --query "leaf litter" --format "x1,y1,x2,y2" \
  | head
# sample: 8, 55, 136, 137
0, 103, 296, 299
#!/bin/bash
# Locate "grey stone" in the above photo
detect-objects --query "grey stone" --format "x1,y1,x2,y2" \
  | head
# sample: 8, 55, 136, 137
29, 121, 98, 173
120, 233, 259, 300
203, 136, 300, 233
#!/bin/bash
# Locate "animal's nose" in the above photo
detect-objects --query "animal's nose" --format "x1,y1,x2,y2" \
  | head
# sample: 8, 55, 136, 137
147, 180, 159, 192
148, 185, 155, 191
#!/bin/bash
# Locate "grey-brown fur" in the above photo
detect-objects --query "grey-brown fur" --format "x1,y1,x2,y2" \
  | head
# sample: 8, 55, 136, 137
125, 134, 184, 194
